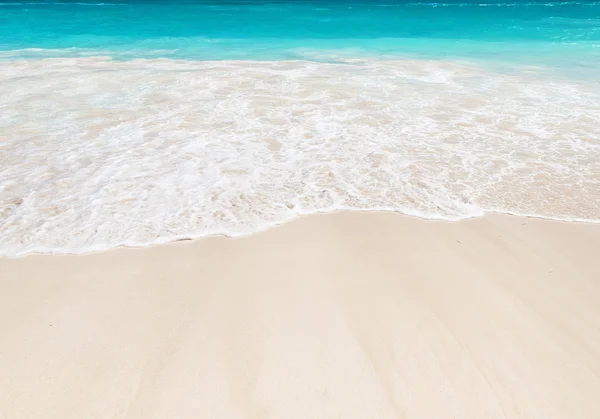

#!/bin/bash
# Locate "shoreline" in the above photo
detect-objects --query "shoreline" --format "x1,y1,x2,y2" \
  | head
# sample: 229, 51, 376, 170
3, 209, 600, 258
2, 211, 599, 418
3, 55, 599, 257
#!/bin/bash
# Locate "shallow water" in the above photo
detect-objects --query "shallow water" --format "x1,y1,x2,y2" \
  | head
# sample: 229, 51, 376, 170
1, 1, 599, 255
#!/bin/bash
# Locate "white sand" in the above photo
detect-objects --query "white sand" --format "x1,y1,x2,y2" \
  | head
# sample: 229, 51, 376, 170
1, 212, 600, 419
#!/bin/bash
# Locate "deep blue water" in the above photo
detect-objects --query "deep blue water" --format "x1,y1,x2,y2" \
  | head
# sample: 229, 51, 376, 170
1, 0, 600, 65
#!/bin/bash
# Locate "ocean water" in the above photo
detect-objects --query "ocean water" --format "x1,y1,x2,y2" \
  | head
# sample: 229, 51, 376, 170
1, 0, 599, 256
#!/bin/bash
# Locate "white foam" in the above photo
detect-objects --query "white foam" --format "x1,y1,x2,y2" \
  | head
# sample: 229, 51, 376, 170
1, 57, 599, 256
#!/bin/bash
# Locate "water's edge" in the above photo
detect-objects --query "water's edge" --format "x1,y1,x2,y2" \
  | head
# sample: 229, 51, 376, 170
3, 208, 599, 258
2, 0, 600, 257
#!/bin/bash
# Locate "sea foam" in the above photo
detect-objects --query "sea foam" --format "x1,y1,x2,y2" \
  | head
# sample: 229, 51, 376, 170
1, 57, 599, 256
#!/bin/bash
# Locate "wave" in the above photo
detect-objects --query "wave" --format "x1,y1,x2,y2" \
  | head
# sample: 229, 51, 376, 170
0, 57, 599, 256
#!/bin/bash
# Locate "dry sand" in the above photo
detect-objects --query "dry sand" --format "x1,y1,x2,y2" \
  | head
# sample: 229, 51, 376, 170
1, 212, 600, 419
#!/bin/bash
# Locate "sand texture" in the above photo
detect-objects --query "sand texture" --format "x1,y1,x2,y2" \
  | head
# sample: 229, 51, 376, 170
1, 212, 600, 419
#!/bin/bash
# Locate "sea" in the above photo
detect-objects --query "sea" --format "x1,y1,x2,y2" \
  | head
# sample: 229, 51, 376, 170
1, 0, 599, 256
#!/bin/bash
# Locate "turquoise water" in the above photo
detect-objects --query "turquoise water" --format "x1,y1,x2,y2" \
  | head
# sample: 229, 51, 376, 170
1, 0, 600, 67
1, 1, 600, 255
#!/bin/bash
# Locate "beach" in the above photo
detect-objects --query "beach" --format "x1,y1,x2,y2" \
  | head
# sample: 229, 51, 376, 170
2, 1, 600, 417
2, 211, 599, 419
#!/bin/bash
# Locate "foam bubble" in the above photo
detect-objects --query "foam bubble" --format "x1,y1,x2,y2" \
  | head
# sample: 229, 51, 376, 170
0, 57, 599, 256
